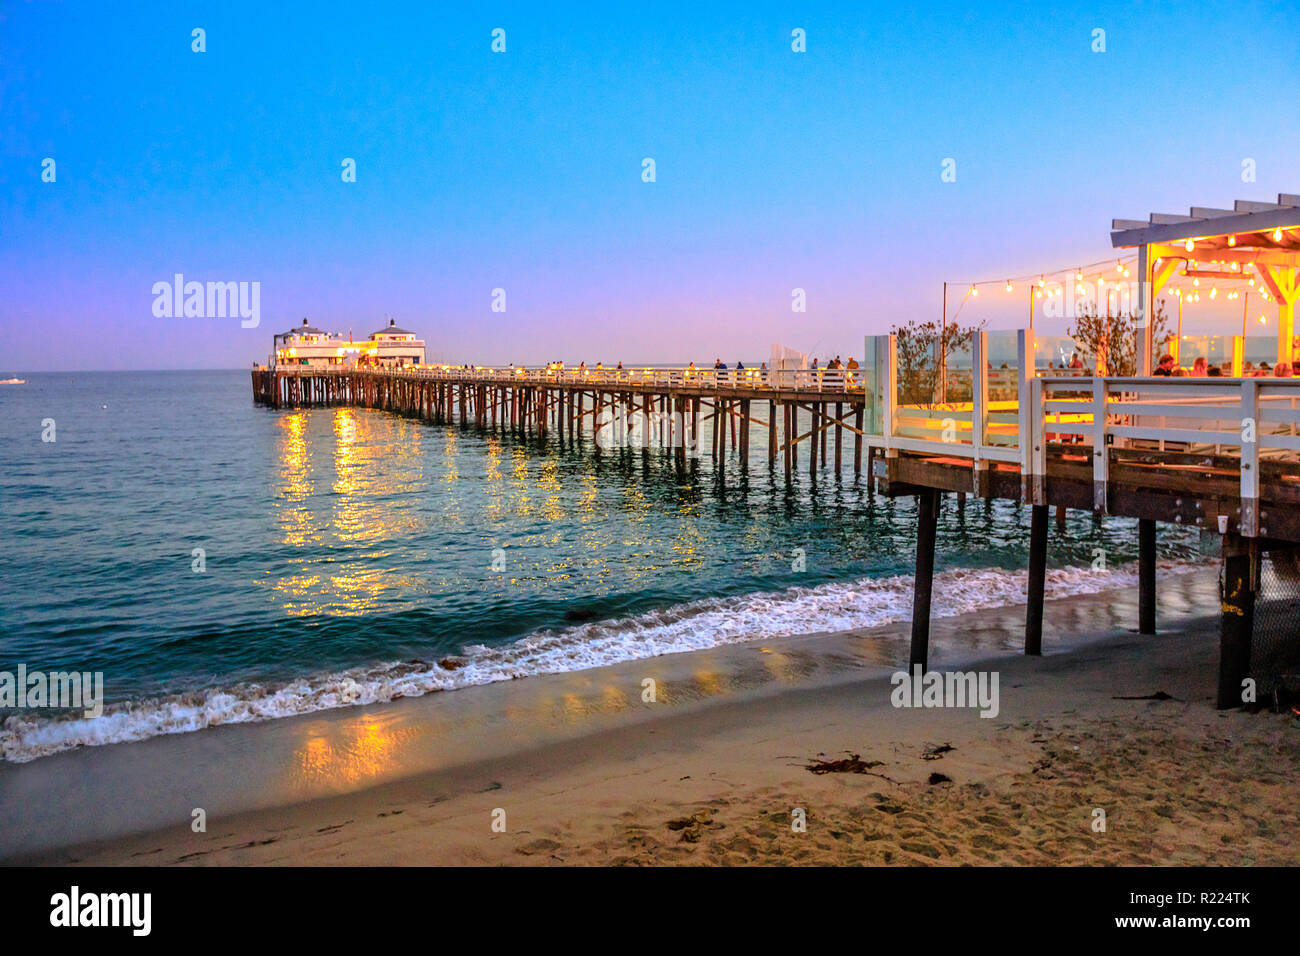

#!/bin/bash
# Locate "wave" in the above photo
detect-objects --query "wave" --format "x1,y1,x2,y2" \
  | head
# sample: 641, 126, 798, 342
0, 560, 1205, 763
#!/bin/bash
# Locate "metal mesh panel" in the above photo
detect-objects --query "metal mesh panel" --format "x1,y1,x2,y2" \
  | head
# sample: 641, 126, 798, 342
1251, 551, 1300, 696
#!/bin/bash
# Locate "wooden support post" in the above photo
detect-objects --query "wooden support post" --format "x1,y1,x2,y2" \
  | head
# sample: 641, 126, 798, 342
691, 397, 699, 455
768, 400, 777, 464
676, 396, 687, 466
808, 405, 817, 480
1138, 518, 1156, 635
783, 403, 792, 481
910, 489, 940, 669
711, 399, 720, 460
834, 401, 842, 473
1025, 503, 1048, 655
820, 403, 828, 467
1217, 534, 1255, 709
791, 404, 798, 469
854, 407, 864, 475
740, 399, 750, 469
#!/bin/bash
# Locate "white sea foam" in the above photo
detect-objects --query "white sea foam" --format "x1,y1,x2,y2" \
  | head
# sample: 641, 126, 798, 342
0, 561, 1205, 763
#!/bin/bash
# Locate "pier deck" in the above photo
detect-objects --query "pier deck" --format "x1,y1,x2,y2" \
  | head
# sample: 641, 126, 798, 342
252, 333, 1300, 707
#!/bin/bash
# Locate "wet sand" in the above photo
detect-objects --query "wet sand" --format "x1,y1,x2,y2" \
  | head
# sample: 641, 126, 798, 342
5, 569, 1297, 866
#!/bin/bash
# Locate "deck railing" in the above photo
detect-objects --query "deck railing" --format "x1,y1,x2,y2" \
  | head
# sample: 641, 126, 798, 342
259, 364, 865, 391
257, 332, 1299, 534
868, 330, 1300, 534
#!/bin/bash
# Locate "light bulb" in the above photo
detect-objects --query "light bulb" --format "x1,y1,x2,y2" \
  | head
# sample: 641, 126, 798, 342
1193, 277, 1199, 287
970, 285, 978, 296
1076, 270, 1083, 281
1185, 239, 1195, 251
1228, 235, 1236, 246
1210, 287, 1217, 299
1005, 280, 1013, 292
1273, 227, 1284, 242
1038, 275, 1045, 288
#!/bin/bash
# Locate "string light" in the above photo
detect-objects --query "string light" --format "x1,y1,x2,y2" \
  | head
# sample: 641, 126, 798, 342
1273, 227, 1284, 242
1209, 286, 1217, 299
1185, 239, 1195, 251
946, 256, 1140, 304
1228, 235, 1236, 247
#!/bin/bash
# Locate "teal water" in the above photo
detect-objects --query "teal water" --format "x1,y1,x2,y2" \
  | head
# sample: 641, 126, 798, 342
0, 370, 1204, 760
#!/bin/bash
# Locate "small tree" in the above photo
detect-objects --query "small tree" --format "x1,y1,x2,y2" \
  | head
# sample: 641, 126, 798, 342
890, 318, 984, 406
1068, 301, 1170, 376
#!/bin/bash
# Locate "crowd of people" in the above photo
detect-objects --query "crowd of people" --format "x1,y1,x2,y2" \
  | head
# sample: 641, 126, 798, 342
530, 357, 863, 376
1153, 354, 1292, 378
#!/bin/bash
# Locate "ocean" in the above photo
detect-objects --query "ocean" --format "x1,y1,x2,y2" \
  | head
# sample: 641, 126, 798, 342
0, 370, 1206, 762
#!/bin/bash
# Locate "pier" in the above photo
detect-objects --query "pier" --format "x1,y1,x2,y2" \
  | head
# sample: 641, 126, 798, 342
252, 364, 871, 479
250, 194, 1300, 708
254, 342, 1300, 709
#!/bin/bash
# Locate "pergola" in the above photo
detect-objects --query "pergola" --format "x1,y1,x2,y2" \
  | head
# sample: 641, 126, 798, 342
1112, 192, 1300, 374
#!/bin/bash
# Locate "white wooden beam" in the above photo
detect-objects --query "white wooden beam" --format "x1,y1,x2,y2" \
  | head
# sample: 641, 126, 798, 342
1235, 199, 1287, 213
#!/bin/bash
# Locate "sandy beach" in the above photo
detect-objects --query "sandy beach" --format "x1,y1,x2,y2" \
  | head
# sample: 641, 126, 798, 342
5, 568, 1297, 866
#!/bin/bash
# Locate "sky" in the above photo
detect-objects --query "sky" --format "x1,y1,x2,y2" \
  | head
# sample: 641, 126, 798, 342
1, 0, 1298, 371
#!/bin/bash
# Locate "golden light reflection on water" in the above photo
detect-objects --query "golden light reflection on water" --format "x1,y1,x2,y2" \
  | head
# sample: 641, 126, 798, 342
270, 409, 428, 616
759, 649, 800, 684
265, 406, 718, 614
539, 457, 564, 522
692, 669, 727, 697
276, 413, 315, 548
296, 715, 404, 785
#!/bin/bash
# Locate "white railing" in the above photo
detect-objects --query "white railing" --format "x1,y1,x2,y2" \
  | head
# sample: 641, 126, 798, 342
262, 364, 865, 392
868, 329, 1300, 532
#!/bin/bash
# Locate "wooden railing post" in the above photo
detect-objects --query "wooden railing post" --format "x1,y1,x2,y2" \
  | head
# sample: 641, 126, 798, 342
1240, 379, 1260, 537
1092, 377, 1109, 514
882, 334, 898, 459
1016, 329, 1035, 502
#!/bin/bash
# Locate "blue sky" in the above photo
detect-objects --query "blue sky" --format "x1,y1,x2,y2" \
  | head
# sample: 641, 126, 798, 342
2, 0, 1298, 370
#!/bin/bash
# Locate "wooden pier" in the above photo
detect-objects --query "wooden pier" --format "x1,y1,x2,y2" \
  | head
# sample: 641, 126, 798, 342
252, 364, 871, 479
253, 336, 1300, 708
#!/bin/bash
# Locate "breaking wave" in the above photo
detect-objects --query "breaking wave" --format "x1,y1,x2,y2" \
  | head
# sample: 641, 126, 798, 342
1, 560, 1204, 763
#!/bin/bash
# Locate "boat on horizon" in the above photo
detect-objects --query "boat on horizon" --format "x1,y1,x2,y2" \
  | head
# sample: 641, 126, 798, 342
0, 378, 26, 385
